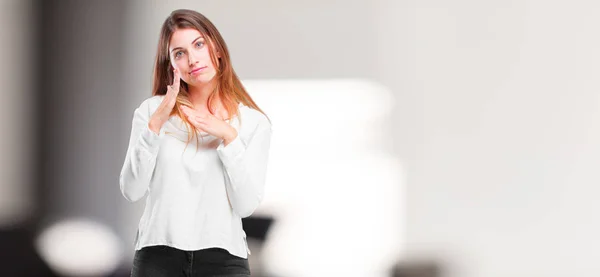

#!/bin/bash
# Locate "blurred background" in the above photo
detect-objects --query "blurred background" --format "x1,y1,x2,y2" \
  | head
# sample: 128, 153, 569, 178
3, 0, 600, 276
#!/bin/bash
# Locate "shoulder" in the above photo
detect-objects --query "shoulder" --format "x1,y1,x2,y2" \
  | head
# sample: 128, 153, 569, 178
238, 103, 271, 131
137, 95, 165, 115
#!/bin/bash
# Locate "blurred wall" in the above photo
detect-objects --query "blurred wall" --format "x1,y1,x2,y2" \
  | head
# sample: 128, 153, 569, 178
130, 1, 600, 276
123, 1, 600, 276
0, 0, 35, 227
37, 0, 128, 228
381, 1, 600, 277
19, 0, 600, 276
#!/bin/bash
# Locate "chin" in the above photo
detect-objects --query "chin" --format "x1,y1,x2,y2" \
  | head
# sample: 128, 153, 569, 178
198, 75, 217, 84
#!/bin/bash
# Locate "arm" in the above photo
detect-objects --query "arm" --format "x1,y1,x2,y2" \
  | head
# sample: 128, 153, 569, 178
217, 118, 272, 218
119, 100, 163, 202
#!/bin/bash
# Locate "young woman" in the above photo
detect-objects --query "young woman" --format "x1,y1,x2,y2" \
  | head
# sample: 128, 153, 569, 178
119, 9, 272, 277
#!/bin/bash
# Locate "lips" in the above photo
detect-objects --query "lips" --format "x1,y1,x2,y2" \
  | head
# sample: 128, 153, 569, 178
190, 66, 207, 74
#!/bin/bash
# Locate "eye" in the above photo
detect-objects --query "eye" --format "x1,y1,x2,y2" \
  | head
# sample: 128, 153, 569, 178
196, 41, 204, 48
175, 51, 183, 58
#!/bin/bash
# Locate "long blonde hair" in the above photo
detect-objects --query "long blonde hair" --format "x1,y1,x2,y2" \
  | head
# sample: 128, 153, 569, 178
152, 9, 268, 147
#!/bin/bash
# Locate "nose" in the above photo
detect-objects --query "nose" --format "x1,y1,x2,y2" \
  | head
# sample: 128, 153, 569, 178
188, 51, 199, 66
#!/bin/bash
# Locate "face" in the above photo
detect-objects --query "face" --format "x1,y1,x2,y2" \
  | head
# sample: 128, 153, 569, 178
168, 28, 218, 86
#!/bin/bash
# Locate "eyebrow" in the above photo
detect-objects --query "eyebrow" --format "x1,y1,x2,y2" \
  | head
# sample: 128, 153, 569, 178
170, 36, 203, 53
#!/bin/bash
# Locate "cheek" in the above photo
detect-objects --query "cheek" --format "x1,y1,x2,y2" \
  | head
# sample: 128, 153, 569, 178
173, 59, 186, 69
198, 48, 215, 64
172, 61, 189, 78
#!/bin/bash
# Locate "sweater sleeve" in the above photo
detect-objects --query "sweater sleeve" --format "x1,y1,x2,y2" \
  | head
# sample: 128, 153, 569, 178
119, 99, 163, 202
216, 116, 272, 218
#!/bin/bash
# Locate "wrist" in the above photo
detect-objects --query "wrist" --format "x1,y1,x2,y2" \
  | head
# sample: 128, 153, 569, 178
223, 127, 238, 145
148, 117, 162, 134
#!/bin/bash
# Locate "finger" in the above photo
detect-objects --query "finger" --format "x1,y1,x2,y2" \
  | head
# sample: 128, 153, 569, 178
186, 115, 198, 126
195, 116, 209, 126
198, 121, 208, 127
166, 85, 174, 97
193, 118, 207, 129
181, 106, 195, 117
172, 68, 181, 91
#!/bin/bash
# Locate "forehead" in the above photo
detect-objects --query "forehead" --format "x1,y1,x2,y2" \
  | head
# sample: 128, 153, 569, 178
169, 28, 204, 49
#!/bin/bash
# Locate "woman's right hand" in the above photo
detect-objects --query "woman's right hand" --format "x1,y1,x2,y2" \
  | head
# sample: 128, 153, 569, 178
149, 68, 181, 134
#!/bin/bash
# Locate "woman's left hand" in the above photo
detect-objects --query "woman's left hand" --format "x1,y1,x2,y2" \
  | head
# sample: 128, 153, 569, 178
180, 106, 237, 144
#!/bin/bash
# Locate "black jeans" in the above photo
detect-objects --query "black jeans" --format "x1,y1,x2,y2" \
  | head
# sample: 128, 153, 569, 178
131, 245, 251, 277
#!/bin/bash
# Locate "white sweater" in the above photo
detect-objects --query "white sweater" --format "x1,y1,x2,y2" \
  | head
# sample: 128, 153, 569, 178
119, 95, 272, 258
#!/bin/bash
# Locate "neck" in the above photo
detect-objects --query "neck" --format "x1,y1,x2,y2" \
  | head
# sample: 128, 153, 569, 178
188, 79, 218, 110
